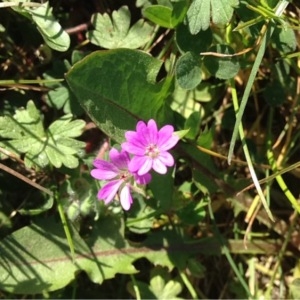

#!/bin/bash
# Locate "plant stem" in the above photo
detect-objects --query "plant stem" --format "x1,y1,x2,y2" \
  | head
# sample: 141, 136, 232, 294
178, 270, 198, 299
130, 274, 141, 300
230, 79, 274, 221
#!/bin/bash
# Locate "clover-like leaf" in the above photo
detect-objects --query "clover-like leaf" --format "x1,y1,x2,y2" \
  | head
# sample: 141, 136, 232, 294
186, 0, 238, 34
87, 6, 154, 49
175, 51, 202, 90
203, 44, 240, 79
0, 101, 85, 169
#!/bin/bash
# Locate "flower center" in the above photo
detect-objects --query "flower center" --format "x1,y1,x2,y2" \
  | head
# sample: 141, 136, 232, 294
145, 144, 160, 158
119, 171, 130, 182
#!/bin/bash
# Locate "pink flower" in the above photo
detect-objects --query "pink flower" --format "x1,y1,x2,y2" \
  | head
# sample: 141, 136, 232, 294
122, 119, 179, 176
91, 148, 151, 210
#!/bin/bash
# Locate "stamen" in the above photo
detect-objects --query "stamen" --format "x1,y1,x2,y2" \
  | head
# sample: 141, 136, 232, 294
145, 144, 160, 158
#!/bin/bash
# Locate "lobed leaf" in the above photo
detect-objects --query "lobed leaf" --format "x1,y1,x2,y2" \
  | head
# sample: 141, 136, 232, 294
87, 6, 154, 49
186, 0, 238, 34
0, 102, 85, 169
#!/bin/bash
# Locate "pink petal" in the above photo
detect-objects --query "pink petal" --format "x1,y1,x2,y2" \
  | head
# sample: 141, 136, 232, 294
152, 158, 167, 174
120, 185, 133, 210
121, 141, 145, 156
134, 172, 152, 185
158, 130, 179, 151
137, 157, 153, 176
109, 148, 130, 169
125, 131, 148, 147
136, 120, 147, 132
98, 180, 123, 204
146, 119, 158, 144
91, 160, 119, 180
128, 155, 148, 173
158, 151, 174, 167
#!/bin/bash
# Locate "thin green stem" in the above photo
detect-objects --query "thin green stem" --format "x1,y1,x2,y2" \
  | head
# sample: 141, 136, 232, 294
207, 196, 253, 299
56, 194, 75, 262
230, 79, 274, 221
130, 274, 141, 300
0, 79, 64, 85
178, 270, 198, 299
228, 0, 289, 164
266, 109, 300, 214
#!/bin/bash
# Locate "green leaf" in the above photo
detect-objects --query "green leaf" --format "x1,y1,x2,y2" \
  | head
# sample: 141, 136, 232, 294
272, 26, 297, 53
175, 23, 212, 54
66, 49, 174, 143
177, 199, 207, 225
0, 214, 211, 294
144, 5, 173, 28
87, 6, 154, 49
149, 169, 174, 211
26, 2, 70, 52
143, 1, 188, 28
184, 111, 201, 140
186, 0, 238, 34
43, 60, 84, 116
175, 52, 202, 90
0, 102, 86, 169
203, 45, 240, 79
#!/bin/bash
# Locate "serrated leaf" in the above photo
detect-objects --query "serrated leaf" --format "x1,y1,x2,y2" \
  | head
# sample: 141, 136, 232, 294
25, 2, 70, 52
48, 114, 85, 137
175, 51, 202, 90
187, 0, 238, 34
87, 6, 154, 49
0, 102, 85, 169
66, 49, 174, 144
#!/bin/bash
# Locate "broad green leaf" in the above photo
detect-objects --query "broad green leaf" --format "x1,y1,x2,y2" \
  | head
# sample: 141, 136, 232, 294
87, 6, 154, 49
203, 45, 240, 79
66, 49, 174, 144
175, 52, 202, 90
186, 0, 238, 34
26, 2, 70, 51
175, 23, 212, 54
0, 215, 214, 294
149, 169, 174, 211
